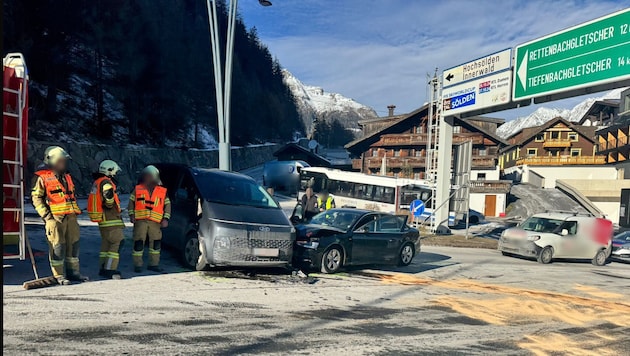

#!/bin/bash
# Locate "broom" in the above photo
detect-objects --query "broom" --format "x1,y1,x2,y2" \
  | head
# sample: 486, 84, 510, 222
22, 234, 58, 290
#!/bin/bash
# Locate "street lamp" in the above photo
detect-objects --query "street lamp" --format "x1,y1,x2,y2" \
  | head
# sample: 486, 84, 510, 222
206, 0, 271, 171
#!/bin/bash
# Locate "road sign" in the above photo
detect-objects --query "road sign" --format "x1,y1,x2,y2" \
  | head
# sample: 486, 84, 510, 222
410, 199, 425, 217
443, 48, 512, 89
513, 8, 630, 101
442, 49, 513, 116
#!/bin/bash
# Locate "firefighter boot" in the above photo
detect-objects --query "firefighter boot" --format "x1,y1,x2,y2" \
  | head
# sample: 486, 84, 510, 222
147, 240, 163, 272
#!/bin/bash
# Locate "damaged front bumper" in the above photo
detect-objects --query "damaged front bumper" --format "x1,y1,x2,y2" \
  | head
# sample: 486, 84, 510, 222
498, 238, 541, 258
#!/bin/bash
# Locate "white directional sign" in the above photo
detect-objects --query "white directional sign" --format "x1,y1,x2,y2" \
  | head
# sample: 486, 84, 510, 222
443, 48, 512, 89
442, 49, 513, 116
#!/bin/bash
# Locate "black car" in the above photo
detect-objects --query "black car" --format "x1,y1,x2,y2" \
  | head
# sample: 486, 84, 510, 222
293, 208, 420, 273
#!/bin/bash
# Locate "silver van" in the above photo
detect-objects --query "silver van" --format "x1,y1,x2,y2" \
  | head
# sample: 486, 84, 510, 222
263, 160, 310, 193
155, 164, 295, 270
498, 211, 613, 266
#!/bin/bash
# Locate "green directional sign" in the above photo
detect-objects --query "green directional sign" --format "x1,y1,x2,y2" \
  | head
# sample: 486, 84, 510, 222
513, 8, 630, 101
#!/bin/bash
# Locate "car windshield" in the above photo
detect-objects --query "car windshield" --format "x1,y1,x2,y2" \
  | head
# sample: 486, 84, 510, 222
309, 210, 364, 232
194, 172, 278, 209
520, 217, 564, 233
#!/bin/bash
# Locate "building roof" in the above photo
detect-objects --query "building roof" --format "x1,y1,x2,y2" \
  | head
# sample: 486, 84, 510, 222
577, 99, 620, 125
273, 143, 332, 167
345, 104, 430, 154
501, 117, 596, 151
464, 116, 506, 125
357, 114, 407, 125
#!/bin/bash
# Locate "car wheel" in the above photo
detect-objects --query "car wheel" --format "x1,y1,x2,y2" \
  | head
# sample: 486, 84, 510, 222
182, 233, 202, 270
469, 215, 479, 224
321, 246, 343, 274
592, 249, 607, 266
537, 246, 553, 264
397, 243, 415, 266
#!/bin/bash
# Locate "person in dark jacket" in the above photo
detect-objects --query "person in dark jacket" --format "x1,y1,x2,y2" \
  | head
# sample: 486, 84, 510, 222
300, 187, 319, 222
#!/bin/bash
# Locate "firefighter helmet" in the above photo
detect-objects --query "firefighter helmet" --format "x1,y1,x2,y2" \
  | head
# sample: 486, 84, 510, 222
142, 165, 161, 184
43, 146, 70, 166
99, 160, 121, 177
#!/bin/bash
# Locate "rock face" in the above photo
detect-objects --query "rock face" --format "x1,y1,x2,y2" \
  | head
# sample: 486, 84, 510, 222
27, 142, 279, 196
282, 69, 378, 133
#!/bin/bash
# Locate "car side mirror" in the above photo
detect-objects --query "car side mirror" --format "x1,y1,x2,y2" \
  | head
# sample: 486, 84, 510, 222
561, 229, 569, 236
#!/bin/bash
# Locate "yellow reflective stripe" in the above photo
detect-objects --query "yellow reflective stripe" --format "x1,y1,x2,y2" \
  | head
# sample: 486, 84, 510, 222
163, 212, 171, 220
98, 220, 125, 227
66, 257, 79, 263
148, 248, 160, 254
99, 252, 108, 258
107, 252, 119, 258
32, 187, 45, 195
164, 197, 170, 204
50, 260, 64, 266
132, 251, 143, 256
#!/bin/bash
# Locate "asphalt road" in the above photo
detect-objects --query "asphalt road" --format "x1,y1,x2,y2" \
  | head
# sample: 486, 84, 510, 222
4, 231, 630, 355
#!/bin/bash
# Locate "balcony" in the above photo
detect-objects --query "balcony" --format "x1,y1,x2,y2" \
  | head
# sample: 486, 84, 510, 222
361, 157, 426, 169
516, 156, 606, 166
471, 156, 496, 169
542, 138, 572, 148
376, 133, 485, 147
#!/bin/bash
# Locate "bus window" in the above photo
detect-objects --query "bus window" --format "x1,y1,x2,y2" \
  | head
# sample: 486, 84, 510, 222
354, 184, 366, 199
383, 187, 395, 204
373, 186, 384, 202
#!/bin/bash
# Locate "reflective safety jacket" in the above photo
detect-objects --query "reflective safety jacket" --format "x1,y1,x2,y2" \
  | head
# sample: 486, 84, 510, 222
130, 184, 170, 223
317, 195, 336, 210
87, 176, 124, 227
33, 169, 81, 216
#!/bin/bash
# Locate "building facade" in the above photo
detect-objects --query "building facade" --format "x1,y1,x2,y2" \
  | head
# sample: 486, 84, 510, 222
345, 104, 507, 180
499, 117, 602, 170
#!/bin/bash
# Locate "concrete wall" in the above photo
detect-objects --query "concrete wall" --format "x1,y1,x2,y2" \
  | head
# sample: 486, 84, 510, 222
559, 178, 630, 225
505, 165, 618, 189
471, 167, 500, 181
470, 192, 506, 217
27, 141, 279, 196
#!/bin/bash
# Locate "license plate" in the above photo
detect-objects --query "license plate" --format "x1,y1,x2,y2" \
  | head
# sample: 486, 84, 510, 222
252, 248, 279, 257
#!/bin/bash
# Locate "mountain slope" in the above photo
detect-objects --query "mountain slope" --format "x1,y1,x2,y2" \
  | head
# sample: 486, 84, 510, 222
497, 88, 625, 138
282, 69, 378, 133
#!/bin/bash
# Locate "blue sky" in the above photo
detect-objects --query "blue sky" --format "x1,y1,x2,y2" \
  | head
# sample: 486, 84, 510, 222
239, 0, 629, 119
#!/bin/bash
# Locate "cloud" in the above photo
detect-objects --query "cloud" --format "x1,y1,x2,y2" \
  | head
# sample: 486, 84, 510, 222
240, 0, 628, 117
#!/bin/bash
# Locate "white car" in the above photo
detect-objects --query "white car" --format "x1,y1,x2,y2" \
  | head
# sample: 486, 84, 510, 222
498, 212, 613, 266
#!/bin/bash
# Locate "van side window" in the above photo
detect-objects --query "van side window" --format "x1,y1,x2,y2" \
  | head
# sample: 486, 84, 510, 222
178, 173, 198, 202
559, 221, 578, 235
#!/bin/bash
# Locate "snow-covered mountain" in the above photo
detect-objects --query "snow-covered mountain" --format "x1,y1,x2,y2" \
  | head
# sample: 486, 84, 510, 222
497, 88, 626, 138
282, 69, 378, 133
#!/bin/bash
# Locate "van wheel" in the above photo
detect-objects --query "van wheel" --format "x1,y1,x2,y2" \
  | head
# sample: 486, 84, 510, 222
182, 233, 203, 270
321, 246, 343, 274
537, 246, 553, 264
592, 249, 607, 266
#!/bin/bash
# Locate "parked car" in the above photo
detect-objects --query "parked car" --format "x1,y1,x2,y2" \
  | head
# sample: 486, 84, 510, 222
498, 212, 613, 266
263, 160, 309, 193
153, 164, 295, 270
463, 209, 485, 224
293, 208, 420, 273
611, 231, 630, 262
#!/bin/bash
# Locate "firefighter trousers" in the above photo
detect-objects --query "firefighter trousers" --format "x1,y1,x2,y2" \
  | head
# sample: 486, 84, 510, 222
132, 220, 162, 267
99, 226, 124, 272
45, 213, 80, 278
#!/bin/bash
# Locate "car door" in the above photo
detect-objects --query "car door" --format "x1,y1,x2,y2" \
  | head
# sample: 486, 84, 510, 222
350, 214, 380, 264
555, 220, 580, 258
163, 170, 200, 249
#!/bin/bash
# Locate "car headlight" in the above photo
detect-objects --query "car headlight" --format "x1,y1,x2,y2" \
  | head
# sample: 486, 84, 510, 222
214, 236, 231, 249
290, 227, 296, 234
527, 235, 540, 241
303, 241, 319, 250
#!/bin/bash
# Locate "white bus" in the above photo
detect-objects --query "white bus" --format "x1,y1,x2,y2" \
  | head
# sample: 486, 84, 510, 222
299, 167, 455, 226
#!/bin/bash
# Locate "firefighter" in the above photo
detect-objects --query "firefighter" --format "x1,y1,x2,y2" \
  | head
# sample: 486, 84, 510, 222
128, 165, 171, 273
88, 160, 125, 279
317, 190, 336, 212
31, 146, 87, 285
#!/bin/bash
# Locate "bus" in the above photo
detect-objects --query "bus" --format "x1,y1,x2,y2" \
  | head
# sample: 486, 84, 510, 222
299, 167, 456, 226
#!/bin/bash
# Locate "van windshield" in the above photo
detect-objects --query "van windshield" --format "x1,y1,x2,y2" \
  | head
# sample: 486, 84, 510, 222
195, 173, 279, 209
520, 217, 564, 233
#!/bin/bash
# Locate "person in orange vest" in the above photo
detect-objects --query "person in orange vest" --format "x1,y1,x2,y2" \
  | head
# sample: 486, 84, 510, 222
128, 165, 171, 273
88, 160, 125, 279
31, 146, 87, 285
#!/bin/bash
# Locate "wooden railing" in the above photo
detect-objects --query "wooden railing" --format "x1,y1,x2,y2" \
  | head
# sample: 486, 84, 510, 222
516, 156, 606, 166
376, 133, 484, 146
468, 180, 512, 193
542, 138, 572, 148
599, 136, 628, 151
355, 156, 496, 170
